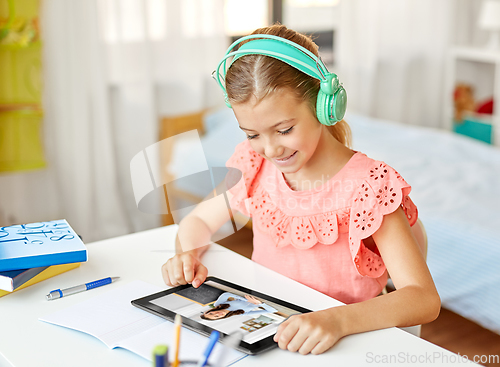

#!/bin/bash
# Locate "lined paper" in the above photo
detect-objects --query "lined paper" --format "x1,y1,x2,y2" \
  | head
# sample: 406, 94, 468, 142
39, 280, 247, 365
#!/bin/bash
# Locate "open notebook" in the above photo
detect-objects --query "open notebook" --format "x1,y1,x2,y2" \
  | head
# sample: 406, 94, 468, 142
39, 280, 247, 365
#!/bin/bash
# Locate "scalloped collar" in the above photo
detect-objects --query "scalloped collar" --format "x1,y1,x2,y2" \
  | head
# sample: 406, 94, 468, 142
276, 150, 362, 195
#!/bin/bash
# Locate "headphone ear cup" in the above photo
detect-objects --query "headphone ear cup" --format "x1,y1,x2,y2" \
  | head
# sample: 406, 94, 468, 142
316, 90, 335, 126
333, 86, 347, 122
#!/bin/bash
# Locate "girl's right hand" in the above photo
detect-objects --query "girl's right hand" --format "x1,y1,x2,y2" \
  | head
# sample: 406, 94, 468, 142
161, 250, 208, 288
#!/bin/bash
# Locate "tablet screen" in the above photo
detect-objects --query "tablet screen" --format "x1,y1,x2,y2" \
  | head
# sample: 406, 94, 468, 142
149, 279, 303, 345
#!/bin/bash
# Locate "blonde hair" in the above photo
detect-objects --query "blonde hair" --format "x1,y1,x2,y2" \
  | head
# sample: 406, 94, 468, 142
225, 24, 351, 148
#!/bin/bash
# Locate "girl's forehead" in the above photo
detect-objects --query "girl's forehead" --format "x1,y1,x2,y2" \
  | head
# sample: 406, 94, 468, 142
233, 90, 307, 130
247, 88, 299, 108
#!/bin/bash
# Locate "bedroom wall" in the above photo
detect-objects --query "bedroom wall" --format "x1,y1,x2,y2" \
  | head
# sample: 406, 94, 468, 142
336, 0, 487, 129
0, 0, 228, 243
0, 0, 491, 241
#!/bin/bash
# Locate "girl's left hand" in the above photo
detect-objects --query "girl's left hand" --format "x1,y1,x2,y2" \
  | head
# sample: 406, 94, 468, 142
273, 309, 343, 355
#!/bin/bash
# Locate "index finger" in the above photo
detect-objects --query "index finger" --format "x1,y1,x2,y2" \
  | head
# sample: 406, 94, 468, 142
182, 257, 195, 284
192, 262, 208, 288
161, 262, 172, 286
274, 315, 296, 342
274, 318, 300, 350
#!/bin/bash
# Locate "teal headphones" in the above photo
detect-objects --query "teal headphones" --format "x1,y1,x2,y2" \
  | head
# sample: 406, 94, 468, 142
214, 34, 347, 126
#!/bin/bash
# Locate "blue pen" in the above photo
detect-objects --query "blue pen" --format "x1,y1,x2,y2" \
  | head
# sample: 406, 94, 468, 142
213, 331, 243, 367
46, 277, 120, 300
196, 330, 220, 367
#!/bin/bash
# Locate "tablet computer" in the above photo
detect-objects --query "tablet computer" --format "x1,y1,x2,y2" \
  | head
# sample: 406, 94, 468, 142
131, 276, 311, 355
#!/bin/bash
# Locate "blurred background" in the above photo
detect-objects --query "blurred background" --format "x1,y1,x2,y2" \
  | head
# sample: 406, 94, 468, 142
1, 0, 500, 364
0, 0, 495, 241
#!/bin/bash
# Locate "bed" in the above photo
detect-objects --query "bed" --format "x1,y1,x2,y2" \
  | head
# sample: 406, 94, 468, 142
164, 108, 500, 335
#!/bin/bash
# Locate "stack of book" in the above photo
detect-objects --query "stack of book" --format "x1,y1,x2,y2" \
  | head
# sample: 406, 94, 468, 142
0, 219, 87, 297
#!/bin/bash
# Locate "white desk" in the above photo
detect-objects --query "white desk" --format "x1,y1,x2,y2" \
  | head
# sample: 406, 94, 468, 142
0, 225, 476, 366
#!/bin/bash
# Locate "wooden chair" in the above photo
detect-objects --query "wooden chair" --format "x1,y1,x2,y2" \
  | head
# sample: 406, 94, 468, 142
159, 111, 206, 226
158, 110, 252, 230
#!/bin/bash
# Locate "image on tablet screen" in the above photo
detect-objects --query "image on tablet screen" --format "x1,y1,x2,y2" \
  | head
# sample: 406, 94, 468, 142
150, 280, 302, 343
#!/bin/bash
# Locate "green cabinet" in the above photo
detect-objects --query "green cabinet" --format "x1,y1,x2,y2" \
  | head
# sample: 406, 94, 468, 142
0, 0, 45, 172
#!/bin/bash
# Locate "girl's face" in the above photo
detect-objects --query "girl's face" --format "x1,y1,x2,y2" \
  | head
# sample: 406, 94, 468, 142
232, 89, 323, 175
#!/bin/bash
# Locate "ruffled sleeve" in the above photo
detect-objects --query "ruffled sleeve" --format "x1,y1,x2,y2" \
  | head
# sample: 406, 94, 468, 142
349, 162, 418, 278
225, 140, 264, 216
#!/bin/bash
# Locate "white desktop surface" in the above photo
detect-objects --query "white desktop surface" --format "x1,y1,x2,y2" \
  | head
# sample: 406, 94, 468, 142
0, 225, 476, 367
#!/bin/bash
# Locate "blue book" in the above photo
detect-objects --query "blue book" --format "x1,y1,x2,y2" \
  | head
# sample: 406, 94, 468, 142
0, 266, 48, 292
0, 219, 87, 272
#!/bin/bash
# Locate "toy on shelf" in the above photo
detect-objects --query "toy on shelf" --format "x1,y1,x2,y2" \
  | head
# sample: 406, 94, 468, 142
453, 83, 495, 121
453, 83, 476, 122
453, 83, 494, 144
476, 98, 494, 115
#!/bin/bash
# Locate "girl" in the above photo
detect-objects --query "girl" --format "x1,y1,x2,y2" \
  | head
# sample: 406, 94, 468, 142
162, 24, 440, 355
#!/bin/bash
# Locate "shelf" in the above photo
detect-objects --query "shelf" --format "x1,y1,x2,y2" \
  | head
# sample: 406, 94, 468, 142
443, 46, 500, 146
0, 104, 42, 113
0, 109, 45, 172
0, 41, 42, 51
451, 47, 500, 63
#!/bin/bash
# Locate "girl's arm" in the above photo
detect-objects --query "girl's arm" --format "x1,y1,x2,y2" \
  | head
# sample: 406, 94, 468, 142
274, 207, 441, 355
175, 178, 237, 255
334, 207, 440, 333
162, 182, 236, 288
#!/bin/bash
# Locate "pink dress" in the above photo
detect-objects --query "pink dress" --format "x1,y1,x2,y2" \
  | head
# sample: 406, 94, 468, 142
226, 140, 418, 304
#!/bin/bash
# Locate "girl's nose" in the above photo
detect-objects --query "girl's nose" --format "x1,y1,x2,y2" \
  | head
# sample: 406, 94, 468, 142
264, 139, 284, 159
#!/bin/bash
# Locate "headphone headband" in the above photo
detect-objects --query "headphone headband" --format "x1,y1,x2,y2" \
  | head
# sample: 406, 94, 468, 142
233, 40, 325, 79
214, 34, 346, 125
215, 34, 329, 95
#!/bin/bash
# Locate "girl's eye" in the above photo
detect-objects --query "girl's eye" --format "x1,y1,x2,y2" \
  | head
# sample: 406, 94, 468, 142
246, 126, 293, 140
278, 126, 294, 135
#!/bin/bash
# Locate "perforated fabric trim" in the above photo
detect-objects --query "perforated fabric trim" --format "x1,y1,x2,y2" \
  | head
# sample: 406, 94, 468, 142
249, 184, 349, 249
226, 143, 418, 278
348, 162, 418, 278
249, 162, 417, 278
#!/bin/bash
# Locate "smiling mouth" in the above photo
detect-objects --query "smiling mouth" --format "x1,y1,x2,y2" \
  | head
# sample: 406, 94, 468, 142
275, 151, 297, 162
